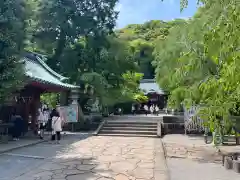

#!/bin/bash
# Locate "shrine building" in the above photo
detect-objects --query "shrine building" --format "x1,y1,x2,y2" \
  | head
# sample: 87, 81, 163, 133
0, 52, 80, 131
139, 79, 168, 109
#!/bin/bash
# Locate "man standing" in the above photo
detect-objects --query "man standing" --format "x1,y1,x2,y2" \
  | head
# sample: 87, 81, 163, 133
144, 105, 149, 116
155, 105, 159, 116
131, 105, 136, 115
38, 108, 45, 139
150, 105, 154, 115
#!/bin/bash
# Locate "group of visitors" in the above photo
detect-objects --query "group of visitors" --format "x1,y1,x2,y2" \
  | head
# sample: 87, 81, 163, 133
8, 104, 64, 144
144, 104, 159, 116
37, 107, 64, 144
131, 104, 160, 116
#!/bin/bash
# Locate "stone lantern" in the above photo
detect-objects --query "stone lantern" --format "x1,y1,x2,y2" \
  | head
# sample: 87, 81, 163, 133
70, 88, 79, 105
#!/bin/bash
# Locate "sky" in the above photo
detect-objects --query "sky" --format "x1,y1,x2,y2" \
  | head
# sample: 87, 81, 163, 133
116, 0, 199, 28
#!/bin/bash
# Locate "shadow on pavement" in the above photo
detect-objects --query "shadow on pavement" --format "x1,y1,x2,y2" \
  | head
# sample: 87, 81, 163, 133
0, 133, 94, 180
13, 155, 109, 180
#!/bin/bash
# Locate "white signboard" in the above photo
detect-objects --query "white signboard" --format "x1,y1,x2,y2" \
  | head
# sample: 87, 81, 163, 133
57, 105, 78, 123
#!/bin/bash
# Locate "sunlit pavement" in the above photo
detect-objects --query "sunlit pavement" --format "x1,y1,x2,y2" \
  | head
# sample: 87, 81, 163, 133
168, 158, 240, 180
0, 133, 168, 180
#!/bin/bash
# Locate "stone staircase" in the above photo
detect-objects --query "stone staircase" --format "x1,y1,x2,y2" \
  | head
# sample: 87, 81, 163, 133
98, 116, 159, 137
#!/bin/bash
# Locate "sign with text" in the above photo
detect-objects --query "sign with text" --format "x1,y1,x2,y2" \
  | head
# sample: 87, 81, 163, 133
57, 105, 78, 123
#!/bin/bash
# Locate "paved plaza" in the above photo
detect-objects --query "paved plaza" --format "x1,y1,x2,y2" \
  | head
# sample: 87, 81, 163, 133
163, 134, 240, 179
1, 128, 240, 180
168, 158, 240, 180
1, 134, 168, 180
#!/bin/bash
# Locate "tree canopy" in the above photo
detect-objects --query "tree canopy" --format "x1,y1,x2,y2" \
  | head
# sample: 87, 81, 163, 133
154, 0, 240, 132
2, 0, 240, 127
0, 0, 30, 102
116, 19, 186, 79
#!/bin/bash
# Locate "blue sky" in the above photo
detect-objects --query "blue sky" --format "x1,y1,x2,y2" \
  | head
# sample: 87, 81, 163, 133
116, 0, 199, 28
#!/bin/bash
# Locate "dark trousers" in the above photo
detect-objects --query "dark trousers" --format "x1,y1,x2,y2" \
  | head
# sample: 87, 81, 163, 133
51, 131, 61, 141
11, 126, 21, 138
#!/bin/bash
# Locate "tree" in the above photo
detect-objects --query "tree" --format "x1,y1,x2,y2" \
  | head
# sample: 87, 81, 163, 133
40, 93, 59, 108
0, 0, 31, 101
35, 0, 118, 71
116, 19, 187, 79
154, 0, 240, 140
78, 36, 141, 107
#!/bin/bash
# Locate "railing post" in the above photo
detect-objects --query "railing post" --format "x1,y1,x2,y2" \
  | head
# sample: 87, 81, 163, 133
157, 121, 162, 137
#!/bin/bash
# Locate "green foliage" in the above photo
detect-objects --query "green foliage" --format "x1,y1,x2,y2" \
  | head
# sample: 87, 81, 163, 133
116, 19, 187, 79
35, 0, 118, 70
40, 93, 59, 108
0, 0, 30, 102
154, 0, 240, 133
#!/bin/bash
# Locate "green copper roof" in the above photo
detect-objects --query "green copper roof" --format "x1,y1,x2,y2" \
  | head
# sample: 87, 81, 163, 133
23, 53, 79, 89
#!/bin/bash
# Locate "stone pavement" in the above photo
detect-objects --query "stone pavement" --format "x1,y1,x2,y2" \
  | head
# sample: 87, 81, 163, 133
0, 139, 45, 154
168, 158, 240, 180
163, 134, 222, 163
164, 135, 240, 179
14, 136, 169, 180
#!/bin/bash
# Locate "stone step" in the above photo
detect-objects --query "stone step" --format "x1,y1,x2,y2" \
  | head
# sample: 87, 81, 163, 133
99, 129, 157, 135
102, 127, 157, 131
98, 133, 158, 138
106, 121, 157, 125
104, 123, 157, 128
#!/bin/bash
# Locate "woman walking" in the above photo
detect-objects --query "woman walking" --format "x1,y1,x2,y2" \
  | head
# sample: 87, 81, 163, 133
51, 109, 63, 144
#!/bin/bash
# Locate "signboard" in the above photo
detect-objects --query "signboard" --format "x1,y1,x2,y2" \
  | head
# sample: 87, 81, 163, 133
57, 105, 78, 123
66, 105, 78, 123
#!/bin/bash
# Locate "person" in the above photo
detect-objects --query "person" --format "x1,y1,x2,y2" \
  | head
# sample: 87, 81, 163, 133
150, 105, 154, 115
51, 109, 63, 144
131, 105, 136, 115
164, 107, 168, 114
144, 105, 149, 116
37, 108, 44, 139
10, 110, 24, 141
155, 105, 159, 116
118, 108, 122, 116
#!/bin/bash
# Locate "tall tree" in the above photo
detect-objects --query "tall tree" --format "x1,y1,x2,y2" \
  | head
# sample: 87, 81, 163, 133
154, 0, 240, 136
35, 0, 118, 70
0, 0, 30, 101
116, 19, 186, 79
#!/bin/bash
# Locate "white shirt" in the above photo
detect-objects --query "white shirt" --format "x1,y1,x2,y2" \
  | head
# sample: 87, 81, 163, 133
144, 105, 148, 111
52, 116, 63, 132
37, 109, 44, 122
43, 111, 49, 123
150, 106, 154, 113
